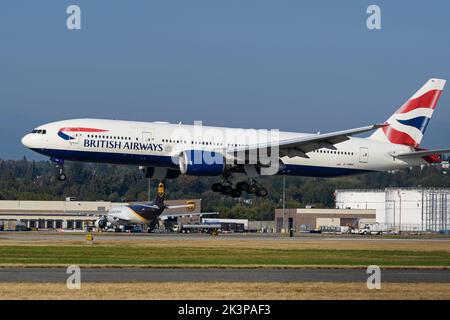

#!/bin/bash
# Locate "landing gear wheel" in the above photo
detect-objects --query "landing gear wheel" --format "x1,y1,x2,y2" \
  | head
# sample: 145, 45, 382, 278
236, 181, 249, 192
211, 183, 223, 193
58, 173, 67, 181
221, 185, 233, 195
256, 187, 268, 198
230, 189, 242, 198
248, 183, 258, 194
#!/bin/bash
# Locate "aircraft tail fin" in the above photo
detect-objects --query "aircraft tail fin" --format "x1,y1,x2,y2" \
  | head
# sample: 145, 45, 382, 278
369, 78, 446, 147
154, 181, 165, 208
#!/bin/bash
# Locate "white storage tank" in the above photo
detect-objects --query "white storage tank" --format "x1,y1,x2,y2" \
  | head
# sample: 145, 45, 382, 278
335, 188, 450, 232
335, 189, 386, 223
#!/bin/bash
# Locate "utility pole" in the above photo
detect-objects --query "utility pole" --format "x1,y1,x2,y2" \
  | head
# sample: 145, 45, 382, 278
399, 191, 402, 233
282, 176, 286, 232
147, 179, 151, 202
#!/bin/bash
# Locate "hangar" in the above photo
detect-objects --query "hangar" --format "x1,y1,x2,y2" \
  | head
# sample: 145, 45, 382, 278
335, 188, 450, 232
274, 208, 375, 233
0, 199, 201, 230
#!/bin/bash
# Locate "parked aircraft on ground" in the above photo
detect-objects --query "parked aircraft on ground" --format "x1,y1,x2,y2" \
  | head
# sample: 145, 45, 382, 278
95, 182, 217, 230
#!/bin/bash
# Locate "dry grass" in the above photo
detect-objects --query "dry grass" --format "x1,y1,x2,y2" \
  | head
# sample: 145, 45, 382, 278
0, 282, 449, 300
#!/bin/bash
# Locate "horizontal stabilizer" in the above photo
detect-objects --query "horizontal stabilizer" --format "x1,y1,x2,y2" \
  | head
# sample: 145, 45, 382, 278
391, 148, 450, 159
166, 204, 196, 210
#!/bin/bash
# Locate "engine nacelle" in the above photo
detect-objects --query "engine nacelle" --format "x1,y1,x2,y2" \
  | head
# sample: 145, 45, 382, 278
179, 150, 225, 176
95, 217, 108, 229
141, 166, 181, 179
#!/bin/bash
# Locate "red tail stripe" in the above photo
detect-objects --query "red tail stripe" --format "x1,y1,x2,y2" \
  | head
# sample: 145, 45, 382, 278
397, 89, 442, 114
415, 147, 442, 164
60, 127, 108, 132
423, 154, 441, 164
382, 126, 418, 147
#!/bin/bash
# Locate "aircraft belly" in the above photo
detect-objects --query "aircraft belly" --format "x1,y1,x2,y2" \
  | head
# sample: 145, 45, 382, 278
31, 148, 177, 168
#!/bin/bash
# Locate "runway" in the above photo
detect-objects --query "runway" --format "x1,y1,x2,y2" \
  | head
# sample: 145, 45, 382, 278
0, 268, 448, 283
1, 231, 450, 242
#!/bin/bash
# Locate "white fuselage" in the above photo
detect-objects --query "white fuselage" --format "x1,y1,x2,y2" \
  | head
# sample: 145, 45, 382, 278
21, 118, 425, 177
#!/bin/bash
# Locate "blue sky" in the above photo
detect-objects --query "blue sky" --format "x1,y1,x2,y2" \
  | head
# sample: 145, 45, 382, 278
1, 0, 449, 159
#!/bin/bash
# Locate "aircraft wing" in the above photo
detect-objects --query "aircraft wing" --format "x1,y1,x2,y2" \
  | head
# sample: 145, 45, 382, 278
226, 123, 386, 158
391, 148, 450, 159
166, 204, 195, 210
159, 212, 219, 220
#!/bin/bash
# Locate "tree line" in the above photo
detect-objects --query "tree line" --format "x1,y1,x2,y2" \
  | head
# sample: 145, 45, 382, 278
1, 158, 450, 220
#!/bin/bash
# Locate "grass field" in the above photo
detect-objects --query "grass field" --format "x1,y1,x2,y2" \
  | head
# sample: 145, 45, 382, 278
1, 236, 449, 300
0, 241, 449, 268
0, 282, 449, 300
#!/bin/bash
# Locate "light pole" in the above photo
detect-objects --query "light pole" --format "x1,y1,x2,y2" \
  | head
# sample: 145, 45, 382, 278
282, 176, 286, 232
398, 191, 402, 233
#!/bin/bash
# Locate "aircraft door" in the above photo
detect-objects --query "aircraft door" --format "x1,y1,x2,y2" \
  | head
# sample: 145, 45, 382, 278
359, 147, 369, 163
142, 131, 153, 143
69, 129, 81, 148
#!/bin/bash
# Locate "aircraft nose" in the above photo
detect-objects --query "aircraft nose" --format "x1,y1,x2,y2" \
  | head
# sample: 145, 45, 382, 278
21, 134, 32, 148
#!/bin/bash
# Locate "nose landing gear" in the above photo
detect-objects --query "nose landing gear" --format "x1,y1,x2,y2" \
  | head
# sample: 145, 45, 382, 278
50, 157, 66, 181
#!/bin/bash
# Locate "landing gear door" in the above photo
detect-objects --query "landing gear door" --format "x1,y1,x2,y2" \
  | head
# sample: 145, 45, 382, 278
359, 147, 369, 163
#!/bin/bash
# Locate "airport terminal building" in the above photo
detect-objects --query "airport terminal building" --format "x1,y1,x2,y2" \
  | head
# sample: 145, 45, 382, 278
0, 199, 201, 230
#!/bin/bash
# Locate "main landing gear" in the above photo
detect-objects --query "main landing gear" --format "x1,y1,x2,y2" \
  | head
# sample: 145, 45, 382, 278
211, 179, 268, 198
50, 157, 66, 181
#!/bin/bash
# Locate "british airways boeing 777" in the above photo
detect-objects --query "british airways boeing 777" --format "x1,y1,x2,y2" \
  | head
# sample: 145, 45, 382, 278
22, 79, 449, 198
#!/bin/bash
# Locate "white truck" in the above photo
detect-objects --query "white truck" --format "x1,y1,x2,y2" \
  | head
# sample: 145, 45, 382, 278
358, 223, 390, 235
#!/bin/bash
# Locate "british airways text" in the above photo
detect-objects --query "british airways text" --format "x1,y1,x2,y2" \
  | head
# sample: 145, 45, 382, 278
83, 139, 163, 151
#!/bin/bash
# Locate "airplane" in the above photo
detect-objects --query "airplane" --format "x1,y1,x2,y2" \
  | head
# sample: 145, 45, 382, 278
22, 78, 450, 198
95, 181, 218, 230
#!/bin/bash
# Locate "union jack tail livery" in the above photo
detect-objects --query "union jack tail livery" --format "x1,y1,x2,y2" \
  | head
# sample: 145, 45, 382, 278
370, 78, 446, 147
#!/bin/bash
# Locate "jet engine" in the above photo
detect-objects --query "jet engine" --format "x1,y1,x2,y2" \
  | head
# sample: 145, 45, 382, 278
94, 217, 108, 229
179, 150, 225, 176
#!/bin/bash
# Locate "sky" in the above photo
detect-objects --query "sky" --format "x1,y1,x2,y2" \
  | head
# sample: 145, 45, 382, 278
1, 0, 449, 160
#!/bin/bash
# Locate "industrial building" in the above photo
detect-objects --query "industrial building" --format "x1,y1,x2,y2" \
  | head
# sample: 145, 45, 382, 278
274, 208, 375, 233
335, 188, 450, 232
0, 199, 201, 230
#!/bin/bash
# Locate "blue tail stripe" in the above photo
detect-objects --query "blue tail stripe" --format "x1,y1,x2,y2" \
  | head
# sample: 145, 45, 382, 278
397, 116, 430, 133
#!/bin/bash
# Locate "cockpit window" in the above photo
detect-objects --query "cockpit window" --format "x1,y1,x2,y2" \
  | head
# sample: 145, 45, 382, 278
31, 129, 47, 135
